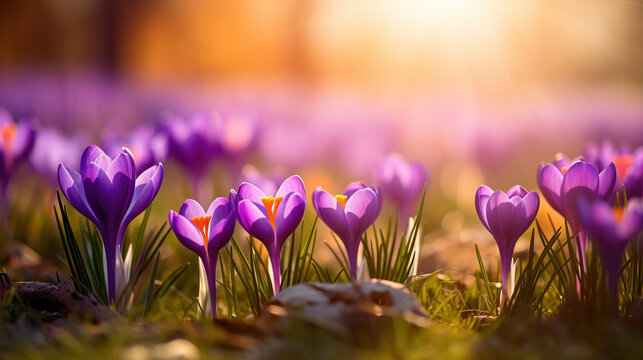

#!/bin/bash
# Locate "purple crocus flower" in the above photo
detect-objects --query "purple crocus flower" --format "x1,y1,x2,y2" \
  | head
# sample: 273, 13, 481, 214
583, 141, 643, 201
168, 193, 236, 319
102, 125, 168, 175
161, 112, 221, 199
236, 175, 306, 293
313, 183, 381, 279
375, 153, 428, 220
58, 145, 164, 302
620, 150, 643, 200
475, 185, 540, 301
0, 109, 36, 200
343, 181, 384, 215
537, 158, 616, 264
579, 198, 643, 310
583, 141, 627, 173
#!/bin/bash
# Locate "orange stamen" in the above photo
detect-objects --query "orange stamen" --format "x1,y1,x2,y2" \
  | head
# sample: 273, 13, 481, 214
613, 155, 633, 180
191, 216, 212, 247
335, 195, 347, 209
561, 166, 568, 175
261, 196, 283, 229
1, 123, 16, 141
614, 208, 624, 221
1, 123, 16, 167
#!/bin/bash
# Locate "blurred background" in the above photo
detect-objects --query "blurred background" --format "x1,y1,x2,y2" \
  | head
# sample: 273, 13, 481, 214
1, 0, 642, 280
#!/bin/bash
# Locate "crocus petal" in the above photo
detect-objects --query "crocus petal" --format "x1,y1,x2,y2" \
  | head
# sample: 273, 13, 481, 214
486, 191, 518, 250
561, 162, 600, 230
537, 163, 564, 215
561, 162, 600, 195
180, 198, 206, 220
508, 199, 529, 244
624, 156, 643, 199
169, 210, 205, 257
345, 188, 380, 240
110, 161, 136, 217
107, 152, 136, 218
521, 191, 540, 231
344, 182, 368, 198
82, 163, 115, 227
135, 164, 163, 196
206, 197, 227, 219
372, 185, 384, 215
274, 192, 306, 248
313, 188, 351, 240
237, 199, 274, 247
238, 182, 268, 209
106, 150, 135, 181
344, 183, 384, 215
207, 197, 236, 253
564, 187, 598, 232
57, 164, 100, 227
506, 185, 528, 198
275, 175, 306, 200
228, 189, 238, 212
475, 185, 494, 232
598, 162, 617, 201
80, 145, 109, 175
121, 164, 164, 232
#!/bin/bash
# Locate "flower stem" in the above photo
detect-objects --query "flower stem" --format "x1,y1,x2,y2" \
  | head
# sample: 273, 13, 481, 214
348, 241, 359, 280
104, 240, 117, 303
1, 180, 9, 233
269, 252, 281, 294
206, 255, 219, 320
607, 267, 619, 317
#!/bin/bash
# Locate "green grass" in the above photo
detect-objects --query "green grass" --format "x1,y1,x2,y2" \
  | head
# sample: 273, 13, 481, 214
1, 183, 641, 359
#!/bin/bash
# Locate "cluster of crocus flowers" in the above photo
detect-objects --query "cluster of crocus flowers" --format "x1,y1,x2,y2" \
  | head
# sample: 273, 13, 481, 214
168, 194, 236, 319
0, 109, 36, 207
236, 175, 306, 293
579, 198, 643, 312
475, 185, 540, 303
537, 156, 616, 266
313, 182, 382, 279
375, 153, 428, 221
58, 145, 164, 302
